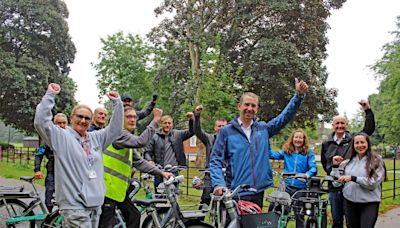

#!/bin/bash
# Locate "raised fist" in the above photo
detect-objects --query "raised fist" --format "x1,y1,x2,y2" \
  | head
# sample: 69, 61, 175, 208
186, 112, 194, 120
106, 91, 120, 100
152, 94, 158, 102
153, 108, 163, 122
195, 105, 203, 114
48, 83, 61, 95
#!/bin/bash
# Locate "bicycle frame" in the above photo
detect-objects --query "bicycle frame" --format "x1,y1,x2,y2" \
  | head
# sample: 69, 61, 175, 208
0, 176, 49, 226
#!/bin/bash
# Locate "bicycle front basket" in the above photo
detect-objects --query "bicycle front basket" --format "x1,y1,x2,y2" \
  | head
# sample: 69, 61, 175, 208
239, 212, 279, 228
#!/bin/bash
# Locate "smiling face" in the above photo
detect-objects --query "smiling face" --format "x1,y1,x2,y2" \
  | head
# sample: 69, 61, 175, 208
124, 109, 137, 132
332, 116, 348, 137
71, 107, 92, 136
160, 116, 173, 135
54, 115, 67, 129
214, 119, 227, 134
292, 131, 305, 150
238, 94, 259, 123
93, 107, 108, 127
353, 135, 369, 157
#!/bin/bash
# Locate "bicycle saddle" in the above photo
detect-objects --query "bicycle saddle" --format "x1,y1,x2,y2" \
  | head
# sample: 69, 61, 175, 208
266, 191, 291, 205
20, 176, 35, 182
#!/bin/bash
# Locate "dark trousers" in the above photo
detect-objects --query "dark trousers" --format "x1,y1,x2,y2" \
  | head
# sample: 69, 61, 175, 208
329, 191, 346, 228
99, 196, 140, 228
44, 173, 55, 212
200, 174, 213, 206
344, 199, 379, 228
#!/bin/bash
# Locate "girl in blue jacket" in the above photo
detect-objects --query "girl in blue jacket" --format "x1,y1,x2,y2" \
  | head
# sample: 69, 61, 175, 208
270, 129, 318, 228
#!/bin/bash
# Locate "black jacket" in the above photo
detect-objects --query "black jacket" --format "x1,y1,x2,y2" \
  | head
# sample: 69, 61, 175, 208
144, 119, 194, 166
321, 109, 375, 175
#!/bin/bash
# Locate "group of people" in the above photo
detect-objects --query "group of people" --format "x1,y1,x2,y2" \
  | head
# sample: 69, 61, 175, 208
33, 78, 384, 228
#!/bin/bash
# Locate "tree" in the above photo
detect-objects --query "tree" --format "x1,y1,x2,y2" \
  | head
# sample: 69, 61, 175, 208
149, 0, 344, 128
0, 0, 77, 133
93, 32, 155, 108
369, 17, 400, 145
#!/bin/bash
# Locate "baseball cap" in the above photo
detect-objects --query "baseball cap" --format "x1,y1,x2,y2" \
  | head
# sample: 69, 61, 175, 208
121, 95, 133, 101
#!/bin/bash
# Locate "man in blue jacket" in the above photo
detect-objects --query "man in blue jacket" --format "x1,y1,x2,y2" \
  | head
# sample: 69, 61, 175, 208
210, 78, 309, 207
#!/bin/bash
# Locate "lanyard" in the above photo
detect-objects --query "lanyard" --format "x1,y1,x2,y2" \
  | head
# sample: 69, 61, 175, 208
80, 137, 94, 168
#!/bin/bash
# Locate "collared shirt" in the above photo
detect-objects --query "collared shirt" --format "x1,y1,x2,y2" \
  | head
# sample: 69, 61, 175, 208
237, 118, 253, 142
333, 134, 344, 145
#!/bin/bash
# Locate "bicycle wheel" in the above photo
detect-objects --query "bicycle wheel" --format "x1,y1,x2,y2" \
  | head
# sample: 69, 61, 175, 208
0, 199, 35, 228
41, 210, 62, 228
305, 218, 317, 228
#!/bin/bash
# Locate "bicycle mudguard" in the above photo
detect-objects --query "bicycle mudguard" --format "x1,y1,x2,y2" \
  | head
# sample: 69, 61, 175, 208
239, 212, 279, 228
0, 191, 35, 198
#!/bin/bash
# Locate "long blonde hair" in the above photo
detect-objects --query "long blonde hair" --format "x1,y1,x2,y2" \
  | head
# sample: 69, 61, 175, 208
283, 129, 309, 155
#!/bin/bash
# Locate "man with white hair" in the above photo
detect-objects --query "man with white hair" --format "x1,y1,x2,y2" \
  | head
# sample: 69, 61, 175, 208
321, 100, 375, 228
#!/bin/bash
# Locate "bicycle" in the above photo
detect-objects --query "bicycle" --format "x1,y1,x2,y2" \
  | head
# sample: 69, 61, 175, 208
137, 173, 213, 228
290, 175, 337, 228
0, 176, 61, 228
266, 171, 295, 228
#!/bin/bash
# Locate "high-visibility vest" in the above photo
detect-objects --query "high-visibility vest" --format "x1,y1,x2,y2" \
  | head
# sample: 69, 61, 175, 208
103, 145, 133, 202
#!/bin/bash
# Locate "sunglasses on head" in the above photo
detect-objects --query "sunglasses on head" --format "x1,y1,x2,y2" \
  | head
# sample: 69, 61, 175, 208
75, 114, 91, 121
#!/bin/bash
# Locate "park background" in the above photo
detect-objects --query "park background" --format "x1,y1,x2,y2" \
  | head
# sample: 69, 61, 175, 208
1, 0, 400, 226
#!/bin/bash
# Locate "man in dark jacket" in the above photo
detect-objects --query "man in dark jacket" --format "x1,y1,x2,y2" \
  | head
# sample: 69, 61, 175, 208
144, 114, 194, 189
321, 99, 375, 228
191, 105, 227, 206
87, 107, 108, 132
34, 113, 67, 212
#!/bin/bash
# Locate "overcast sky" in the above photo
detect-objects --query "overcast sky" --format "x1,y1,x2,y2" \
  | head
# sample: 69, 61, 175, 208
64, 0, 400, 118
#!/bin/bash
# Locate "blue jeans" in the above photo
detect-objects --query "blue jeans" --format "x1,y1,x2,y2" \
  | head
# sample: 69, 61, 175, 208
329, 191, 345, 228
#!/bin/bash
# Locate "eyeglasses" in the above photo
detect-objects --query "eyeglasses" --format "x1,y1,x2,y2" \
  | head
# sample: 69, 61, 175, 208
75, 114, 91, 121
125, 114, 137, 119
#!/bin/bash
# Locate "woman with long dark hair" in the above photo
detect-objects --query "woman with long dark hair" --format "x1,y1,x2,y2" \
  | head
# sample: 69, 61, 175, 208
331, 132, 385, 228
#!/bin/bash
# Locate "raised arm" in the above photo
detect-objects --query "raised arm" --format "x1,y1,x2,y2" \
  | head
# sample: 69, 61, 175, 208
266, 78, 308, 137
98, 91, 124, 150
113, 109, 162, 149
137, 94, 158, 121
358, 100, 375, 136
34, 84, 65, 149
193, 105, 212, 146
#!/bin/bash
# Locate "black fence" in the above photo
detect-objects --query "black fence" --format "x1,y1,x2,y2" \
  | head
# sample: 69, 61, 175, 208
1, 146, 399, 201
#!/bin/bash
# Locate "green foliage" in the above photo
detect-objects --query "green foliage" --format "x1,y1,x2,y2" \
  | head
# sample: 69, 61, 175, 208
93, 32, 155, 107
369, 16, 400, 146
149, 0, 343, 129
0, 0, 77, 133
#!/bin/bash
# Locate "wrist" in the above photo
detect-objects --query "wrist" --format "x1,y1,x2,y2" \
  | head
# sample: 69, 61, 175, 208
351, 176, 357, 182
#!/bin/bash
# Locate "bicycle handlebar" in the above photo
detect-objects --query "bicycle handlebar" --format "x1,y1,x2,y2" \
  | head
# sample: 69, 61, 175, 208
164, 175, 184, 186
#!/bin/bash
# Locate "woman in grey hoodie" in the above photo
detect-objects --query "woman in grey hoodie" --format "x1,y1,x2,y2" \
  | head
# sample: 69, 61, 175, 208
34, 83, 123, 228
331, 132, 385, 228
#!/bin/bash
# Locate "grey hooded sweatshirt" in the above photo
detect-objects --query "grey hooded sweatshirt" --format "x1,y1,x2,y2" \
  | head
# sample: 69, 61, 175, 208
34, 91, 123, 210
331, 155, 385, 203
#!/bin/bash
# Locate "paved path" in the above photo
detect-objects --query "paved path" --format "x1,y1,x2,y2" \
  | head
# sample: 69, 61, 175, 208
376, 206, 400, 227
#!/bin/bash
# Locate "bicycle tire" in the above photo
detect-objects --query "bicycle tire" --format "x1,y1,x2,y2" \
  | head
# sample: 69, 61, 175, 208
0, 199, 35, 228
41, 210, 62, 228
305, 218, 317, 228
